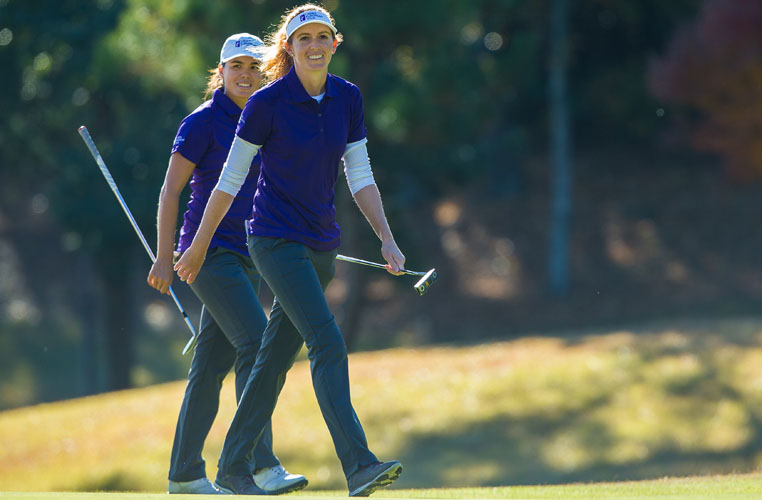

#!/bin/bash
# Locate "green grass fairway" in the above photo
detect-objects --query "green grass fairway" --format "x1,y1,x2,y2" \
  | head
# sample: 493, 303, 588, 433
3, 318, 762, 497
2, 474, 762, 499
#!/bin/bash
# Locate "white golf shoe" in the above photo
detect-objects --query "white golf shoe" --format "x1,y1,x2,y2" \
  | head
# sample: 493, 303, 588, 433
253, 465, 308, 494
168, 477, 226, 494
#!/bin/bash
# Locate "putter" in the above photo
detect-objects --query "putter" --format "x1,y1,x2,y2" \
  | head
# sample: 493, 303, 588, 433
78, 125, 198, 355
336, 254, 438, 295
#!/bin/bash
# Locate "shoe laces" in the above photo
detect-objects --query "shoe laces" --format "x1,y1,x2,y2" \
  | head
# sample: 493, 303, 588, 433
257, 465, 286, 478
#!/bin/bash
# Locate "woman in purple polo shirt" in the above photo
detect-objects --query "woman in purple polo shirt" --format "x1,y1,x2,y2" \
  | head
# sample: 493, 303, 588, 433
174, 4, 404, 497
147, 33, 306, 496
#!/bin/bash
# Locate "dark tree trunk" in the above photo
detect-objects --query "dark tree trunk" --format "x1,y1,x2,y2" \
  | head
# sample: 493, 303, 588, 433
547, 0, 573, 295
97, 247, 136, 391
76, 251, 101, 395
104, 276, 133, 390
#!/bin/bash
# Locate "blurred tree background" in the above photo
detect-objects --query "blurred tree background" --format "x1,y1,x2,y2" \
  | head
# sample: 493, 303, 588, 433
1, 0, 761, 410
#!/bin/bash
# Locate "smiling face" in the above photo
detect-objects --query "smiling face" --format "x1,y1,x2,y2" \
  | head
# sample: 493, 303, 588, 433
286, 22, 336, 74
220, 56, 262, 108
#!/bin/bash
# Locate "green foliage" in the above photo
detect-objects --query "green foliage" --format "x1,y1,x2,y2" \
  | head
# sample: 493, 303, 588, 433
1, 0, 121, 207
334, 0, 545, 193
0, 0, 714, 402
0, 0, 712, 226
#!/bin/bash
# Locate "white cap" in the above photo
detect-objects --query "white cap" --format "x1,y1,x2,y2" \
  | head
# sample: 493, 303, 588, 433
220, 33, 265, 63
285, 10, 337, 39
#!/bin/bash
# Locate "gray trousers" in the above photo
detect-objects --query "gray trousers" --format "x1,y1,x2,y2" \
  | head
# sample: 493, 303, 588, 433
168, 246, 279, 482
217, 236, 377, 481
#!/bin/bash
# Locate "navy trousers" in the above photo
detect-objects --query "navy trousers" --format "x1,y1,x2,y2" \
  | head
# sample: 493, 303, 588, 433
168, 247, 279, 482
217, 237, 377, 480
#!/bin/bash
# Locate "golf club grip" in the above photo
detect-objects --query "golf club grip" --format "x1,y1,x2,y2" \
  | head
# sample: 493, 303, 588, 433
336, 254, 424, 276
78, 125, 198, 344
336, 254, 386, 269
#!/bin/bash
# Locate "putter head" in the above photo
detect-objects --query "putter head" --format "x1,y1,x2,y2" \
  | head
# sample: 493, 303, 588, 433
414, 269, 438, 295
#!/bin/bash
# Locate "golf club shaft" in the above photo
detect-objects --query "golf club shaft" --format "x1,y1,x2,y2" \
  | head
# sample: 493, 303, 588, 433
336, 254, 426, 276
78, 126, 197, 354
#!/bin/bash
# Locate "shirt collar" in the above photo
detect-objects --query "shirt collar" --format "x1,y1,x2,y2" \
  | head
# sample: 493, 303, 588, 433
284, 66, 339, 102
325, 73, 339, 98
212, 88, 242, 116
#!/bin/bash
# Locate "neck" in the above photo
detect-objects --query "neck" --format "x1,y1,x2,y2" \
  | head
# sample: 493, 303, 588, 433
224, 89, 248, 109
230, 96, 248, 109
294, 65, 328, 97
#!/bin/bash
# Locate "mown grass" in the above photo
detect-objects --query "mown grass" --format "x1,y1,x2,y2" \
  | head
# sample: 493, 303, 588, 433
3, 317, 762, 496
2, 474, 762, 499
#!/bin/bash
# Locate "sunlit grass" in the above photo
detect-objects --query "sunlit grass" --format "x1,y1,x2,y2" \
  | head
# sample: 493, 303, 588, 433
3, 474, 762, 499
3, 317, 762, 493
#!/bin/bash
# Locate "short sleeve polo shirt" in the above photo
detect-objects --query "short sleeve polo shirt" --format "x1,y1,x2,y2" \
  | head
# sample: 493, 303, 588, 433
172, 89, 260, 255
236, 66, 367, 251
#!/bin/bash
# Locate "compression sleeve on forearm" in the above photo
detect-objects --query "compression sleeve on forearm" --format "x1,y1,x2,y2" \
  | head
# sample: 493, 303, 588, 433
215, 136, 262, 196
343, 138, 376, 195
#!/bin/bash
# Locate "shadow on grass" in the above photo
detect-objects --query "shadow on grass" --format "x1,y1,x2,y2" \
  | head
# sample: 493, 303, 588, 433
73, 471, 141, 492
390, 330, 762, 489
392, 412, 762, 489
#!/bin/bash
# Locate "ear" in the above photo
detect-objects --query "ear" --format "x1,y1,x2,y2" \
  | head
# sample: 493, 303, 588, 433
217, 64, 224, 74
283, 41, 293, 57
332, 38, 338, 54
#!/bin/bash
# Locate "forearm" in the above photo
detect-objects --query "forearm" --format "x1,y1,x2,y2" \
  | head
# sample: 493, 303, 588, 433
353, 184, 406, 274
188, 189, 235, 252
352, 184, 395, 243
155, 186, 180, 262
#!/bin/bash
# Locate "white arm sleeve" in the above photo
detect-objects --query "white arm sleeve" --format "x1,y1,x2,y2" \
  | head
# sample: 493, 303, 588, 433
343, 138, 376, 195
215, 136, 262, 196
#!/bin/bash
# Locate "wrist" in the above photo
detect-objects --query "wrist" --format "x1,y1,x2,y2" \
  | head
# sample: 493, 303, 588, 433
380, 232, 395, 244
156, 251, 174, 262
188, 238, 209, 255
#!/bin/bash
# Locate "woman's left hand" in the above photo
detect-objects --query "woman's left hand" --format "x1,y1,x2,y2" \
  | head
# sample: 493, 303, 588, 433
174, 244, 206, 284
381, 239, 405, 276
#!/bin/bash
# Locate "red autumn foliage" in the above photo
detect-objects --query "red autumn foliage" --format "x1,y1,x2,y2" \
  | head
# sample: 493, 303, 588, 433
648, 0, 762, 180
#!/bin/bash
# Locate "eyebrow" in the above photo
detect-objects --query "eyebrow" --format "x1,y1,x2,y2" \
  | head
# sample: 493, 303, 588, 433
227, 58, 258, 64
298, 29, 332, 36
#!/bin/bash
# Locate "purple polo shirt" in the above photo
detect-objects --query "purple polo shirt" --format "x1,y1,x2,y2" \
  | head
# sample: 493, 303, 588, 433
172, 89, 260, 255
236, 66, 367, 251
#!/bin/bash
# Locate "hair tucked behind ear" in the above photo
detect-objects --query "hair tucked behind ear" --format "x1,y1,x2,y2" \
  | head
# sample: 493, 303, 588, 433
203, 66, 224, 100
260, 3, 342, 82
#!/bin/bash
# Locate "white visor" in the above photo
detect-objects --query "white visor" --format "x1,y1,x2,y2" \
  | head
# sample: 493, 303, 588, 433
220, 33, 265, 63
286, 10, 337, 39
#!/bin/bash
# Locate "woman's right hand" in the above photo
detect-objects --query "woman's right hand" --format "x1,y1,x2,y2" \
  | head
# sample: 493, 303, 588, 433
381, 238, 406, 276
147, 258, 175, 295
